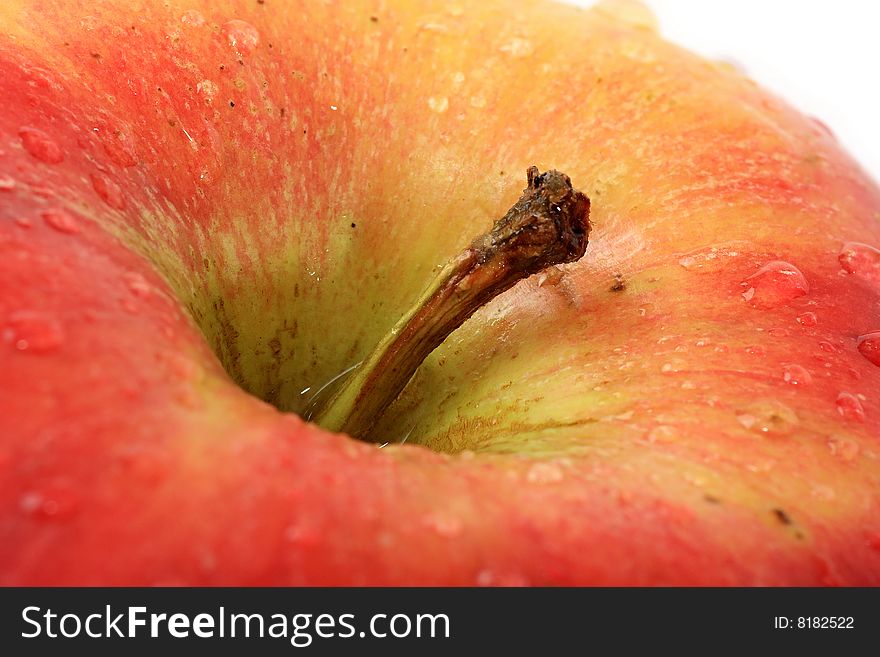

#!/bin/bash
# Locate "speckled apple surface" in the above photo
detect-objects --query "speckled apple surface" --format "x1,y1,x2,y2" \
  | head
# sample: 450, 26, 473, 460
1, 0, 879, 584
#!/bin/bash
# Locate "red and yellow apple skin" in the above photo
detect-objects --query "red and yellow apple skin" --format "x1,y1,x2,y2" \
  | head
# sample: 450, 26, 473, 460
1, 0, 879, 585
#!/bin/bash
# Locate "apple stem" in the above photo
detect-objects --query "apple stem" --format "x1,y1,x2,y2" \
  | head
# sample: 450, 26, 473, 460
313, 167, 591, 442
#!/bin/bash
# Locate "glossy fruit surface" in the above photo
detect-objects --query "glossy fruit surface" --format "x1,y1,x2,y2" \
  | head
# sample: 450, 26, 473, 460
1, 0, 879, 584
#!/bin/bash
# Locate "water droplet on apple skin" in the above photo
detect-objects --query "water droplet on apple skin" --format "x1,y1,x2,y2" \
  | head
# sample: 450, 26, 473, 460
660, 359, 687, 374
536, 267, 564, 288
836, 392, 866, 423
123, 271, 152, 298
746, 344, 767, 356
19, 127, 64, 164
2, 311, 65, 353
839, 242, 880, 284
735, 400, 799, 436
42, 208, 80, 234
223, 19, 260, 55
782, 364, 812, 386
98, 127, 138, 168
90, 172, 126, 210
741, 261, 809, 309
827, 436, 860, 461
857, 332, 880, 368
818, 340, 838, 354
796, 311, 817, 327
180, 9, 206, 27
196, 79, 219, 104
0, 174, 16, 191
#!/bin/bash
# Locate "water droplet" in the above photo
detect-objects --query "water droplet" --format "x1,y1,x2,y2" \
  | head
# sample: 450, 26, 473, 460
223, 19, 260, 55
735, 400, 799, 436
2, 311, 64, 354
423, 513, 463, 537
796, 311, 818, 327
41, 209, 80, 234
838, 242, 880, 284
428, 96, 449, 113
745, 344, 766, 356
677, 244, 744, 274
97, 126, 137, 167
123, 271, 152, 298
768, 327, 789, 338
818, 340, 837, 354
14, 217, 32, 228
536, 266, 563, 287
196, 79, 218, 103
526, 461, 564, 484
782, 364, 812, 386
499, 37, 534, 58
660, 359, 687, 374
180, 9, 206, 26
826, 436, 860, 461
19, 127, 64, 164
836, 392, 865, 423
741, 261, 809, 309
646, 425, 676, 443
857, 332, 880, 368
90, 173, 126, 210
0, 174, 16, 191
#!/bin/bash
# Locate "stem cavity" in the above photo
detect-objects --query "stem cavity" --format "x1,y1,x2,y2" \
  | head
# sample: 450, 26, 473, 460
314, 167, 591, 441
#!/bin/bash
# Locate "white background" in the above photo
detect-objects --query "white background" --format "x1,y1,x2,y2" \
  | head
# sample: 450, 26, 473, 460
571, 0, 880, 181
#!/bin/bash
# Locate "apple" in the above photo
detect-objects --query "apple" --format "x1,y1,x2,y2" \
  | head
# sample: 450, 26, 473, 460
1, 0, 879, 585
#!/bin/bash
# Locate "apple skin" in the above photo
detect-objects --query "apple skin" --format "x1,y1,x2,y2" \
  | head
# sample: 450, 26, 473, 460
1, 0, 879, 585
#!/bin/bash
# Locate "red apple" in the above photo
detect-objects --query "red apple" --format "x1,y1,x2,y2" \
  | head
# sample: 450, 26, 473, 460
1, 0, 879, 585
